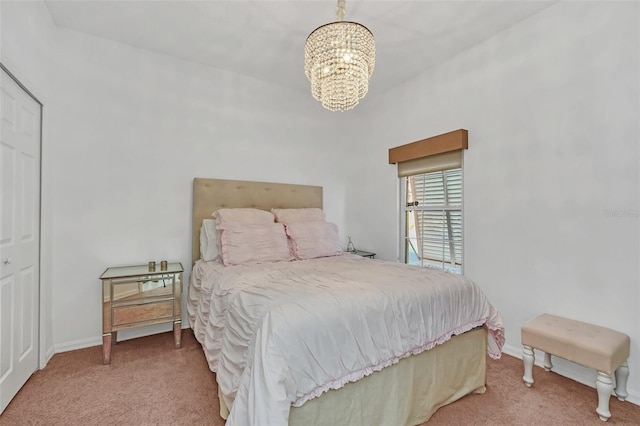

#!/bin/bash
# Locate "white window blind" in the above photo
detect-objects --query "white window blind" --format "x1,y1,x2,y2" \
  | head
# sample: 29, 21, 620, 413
403, 166, 463, 274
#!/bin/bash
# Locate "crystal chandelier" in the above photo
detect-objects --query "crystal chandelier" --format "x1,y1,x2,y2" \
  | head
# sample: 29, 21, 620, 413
304, 0, 375, 112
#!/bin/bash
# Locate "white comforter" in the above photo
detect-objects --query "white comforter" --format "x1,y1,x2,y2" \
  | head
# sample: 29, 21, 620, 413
188, 254, 504, 426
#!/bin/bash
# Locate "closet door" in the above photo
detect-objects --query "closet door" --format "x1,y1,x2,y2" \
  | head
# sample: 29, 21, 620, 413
0, 67, 41, 413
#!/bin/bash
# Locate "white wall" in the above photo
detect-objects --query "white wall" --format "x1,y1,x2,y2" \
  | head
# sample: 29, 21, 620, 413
1, 1, 353, 352
345, 1, 640, 402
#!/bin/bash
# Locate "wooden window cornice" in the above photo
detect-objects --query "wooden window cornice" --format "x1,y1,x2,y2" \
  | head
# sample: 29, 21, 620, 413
389, 129, 468, 164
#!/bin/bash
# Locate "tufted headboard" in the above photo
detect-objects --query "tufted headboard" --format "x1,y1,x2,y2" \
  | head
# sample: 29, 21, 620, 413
192, 178, 323, 265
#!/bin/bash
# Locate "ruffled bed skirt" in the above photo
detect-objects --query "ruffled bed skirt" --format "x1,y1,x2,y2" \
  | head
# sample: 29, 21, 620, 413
219, 327, 487, 426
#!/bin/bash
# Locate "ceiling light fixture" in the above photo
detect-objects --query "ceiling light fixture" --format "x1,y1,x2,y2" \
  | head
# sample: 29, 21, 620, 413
304, 0, 375, 112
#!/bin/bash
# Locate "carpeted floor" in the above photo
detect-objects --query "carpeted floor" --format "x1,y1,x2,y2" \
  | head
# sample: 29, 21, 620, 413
1, 329, 638, 425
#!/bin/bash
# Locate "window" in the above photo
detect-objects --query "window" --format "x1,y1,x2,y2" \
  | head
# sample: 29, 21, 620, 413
402, 168, 463, 274
388, 129, 468, 274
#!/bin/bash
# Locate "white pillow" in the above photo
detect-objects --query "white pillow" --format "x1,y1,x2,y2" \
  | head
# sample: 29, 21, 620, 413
213, 208, 275, 224
200, 219, 220, 262
272, 208, 325, 223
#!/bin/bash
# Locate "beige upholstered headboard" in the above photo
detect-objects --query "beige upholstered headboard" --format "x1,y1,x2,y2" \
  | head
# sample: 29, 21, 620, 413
192, 178, 323, 265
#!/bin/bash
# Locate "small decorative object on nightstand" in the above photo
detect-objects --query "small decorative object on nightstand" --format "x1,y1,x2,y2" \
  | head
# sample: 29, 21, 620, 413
352, 250, 375, 259
100, 262, 183, 364
346, 236, 356, 253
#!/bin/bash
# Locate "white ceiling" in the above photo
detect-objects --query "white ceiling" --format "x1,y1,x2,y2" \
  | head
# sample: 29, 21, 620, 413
44, 0, 555, 97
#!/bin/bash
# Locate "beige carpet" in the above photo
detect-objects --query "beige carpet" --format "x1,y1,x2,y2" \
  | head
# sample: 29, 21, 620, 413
1, 329, 638, 425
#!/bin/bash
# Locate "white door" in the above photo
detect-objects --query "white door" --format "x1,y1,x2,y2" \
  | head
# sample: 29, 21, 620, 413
0, 67, 41, 413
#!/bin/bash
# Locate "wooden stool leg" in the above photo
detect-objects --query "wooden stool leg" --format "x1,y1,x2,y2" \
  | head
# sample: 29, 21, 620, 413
522, 345, 535, 387
614, 360, 629, 401
596, 371, 613, 421
543, 352, 553, 371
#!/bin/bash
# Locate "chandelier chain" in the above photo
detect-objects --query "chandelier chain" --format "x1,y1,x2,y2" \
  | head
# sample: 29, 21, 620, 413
336, 0, 346, 21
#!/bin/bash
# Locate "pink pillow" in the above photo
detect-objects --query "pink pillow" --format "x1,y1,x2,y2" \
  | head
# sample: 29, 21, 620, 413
272, 208, 325, 223
217, 222, 292, 266
213, 208, 275, 224
285, 222, 343, 260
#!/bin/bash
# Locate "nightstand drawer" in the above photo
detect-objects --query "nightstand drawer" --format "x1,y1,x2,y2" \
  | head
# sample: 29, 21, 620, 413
110, 277, 174, 303
112, 299, 174, 327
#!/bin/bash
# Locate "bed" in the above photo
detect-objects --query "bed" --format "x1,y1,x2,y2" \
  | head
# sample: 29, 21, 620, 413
188, 177, 504, 426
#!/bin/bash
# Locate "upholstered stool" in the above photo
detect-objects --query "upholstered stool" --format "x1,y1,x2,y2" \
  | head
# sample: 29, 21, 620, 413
521, 314, 630, 422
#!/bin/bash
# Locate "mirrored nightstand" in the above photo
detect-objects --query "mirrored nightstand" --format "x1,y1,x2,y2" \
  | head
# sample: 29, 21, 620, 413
100, 262, 183, 364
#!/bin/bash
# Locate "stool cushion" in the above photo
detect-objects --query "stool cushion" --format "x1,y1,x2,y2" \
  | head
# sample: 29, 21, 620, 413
521, 314, 630, 375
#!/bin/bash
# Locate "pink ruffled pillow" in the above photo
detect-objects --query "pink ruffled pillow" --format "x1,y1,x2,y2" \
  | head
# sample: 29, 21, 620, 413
285, 222, 343, 260
217, 222, 292, 266
272, 208, 325, 223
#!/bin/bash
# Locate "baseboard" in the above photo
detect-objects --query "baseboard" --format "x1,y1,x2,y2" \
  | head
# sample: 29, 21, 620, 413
502, 342, 639, 406
53, 322, 191, 354
38, 345, 55, 370
45, 346, 55, 364
54, 336, 102, 353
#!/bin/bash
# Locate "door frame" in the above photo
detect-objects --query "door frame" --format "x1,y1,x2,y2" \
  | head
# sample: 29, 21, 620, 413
0, 62, 46, 369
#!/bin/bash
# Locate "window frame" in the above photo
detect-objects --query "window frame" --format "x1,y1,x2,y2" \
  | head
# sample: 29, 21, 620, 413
399, 163, 464, 275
